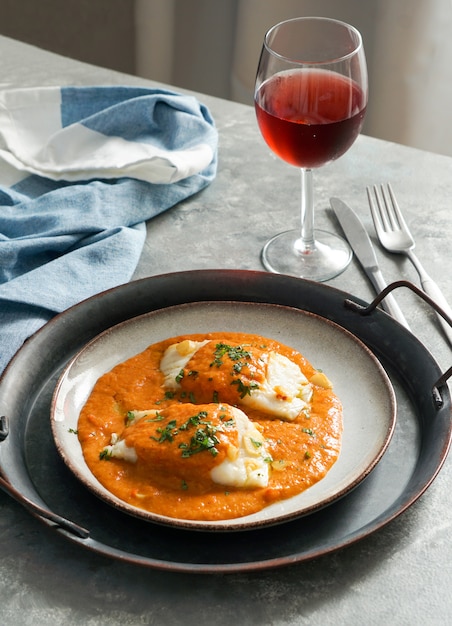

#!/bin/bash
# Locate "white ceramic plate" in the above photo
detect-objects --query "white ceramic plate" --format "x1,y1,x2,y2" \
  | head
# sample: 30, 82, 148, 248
51, 301, 396, 531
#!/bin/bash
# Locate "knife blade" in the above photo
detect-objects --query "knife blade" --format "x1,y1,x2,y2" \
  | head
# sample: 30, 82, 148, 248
330, 197, 410, 330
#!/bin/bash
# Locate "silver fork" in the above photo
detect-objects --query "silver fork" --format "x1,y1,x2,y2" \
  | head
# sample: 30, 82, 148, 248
367, 183, 452, 345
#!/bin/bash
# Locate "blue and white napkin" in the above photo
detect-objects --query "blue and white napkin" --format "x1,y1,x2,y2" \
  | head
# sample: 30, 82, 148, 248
0, 86, 218, 374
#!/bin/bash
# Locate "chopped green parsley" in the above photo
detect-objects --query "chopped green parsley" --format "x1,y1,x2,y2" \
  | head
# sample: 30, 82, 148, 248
149, 410, 227, 459
231, 379, 259, 398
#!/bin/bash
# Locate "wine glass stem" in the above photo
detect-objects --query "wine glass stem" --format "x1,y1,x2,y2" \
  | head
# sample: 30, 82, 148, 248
297, 168, 316, 255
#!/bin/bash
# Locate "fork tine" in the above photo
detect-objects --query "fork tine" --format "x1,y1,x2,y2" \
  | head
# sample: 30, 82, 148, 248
368, 183, 410, 235
379, 185, 397, 230
385, 183, 409, 232
366, 185, 385, 235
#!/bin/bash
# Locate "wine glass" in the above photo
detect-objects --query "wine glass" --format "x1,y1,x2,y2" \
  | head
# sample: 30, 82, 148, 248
254, 17, 368, 281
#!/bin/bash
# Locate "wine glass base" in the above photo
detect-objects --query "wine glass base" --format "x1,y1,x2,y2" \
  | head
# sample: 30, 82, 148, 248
261, 229, 352, 282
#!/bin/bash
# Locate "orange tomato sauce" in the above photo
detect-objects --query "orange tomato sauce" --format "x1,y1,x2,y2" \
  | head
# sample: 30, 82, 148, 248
77, 332, 343, 521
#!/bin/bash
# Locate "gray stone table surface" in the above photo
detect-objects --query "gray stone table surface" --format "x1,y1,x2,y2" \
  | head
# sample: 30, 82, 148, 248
0, 36, 451, 625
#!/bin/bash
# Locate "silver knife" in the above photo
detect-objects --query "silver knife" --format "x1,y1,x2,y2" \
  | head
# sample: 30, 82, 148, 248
330, 197, 410, 330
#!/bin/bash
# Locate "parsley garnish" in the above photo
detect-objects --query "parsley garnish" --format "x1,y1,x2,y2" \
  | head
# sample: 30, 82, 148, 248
151, 419, 178, 443
156, 391, 176, 404
179, 422, 220, 458
210, 343, 252, 368
125, 411, 135, 425
149, 410, 223, 458
178, 411, 209, 430
231, 379, 259, 398
208, 343, 260, 398
146, 413, 165, 423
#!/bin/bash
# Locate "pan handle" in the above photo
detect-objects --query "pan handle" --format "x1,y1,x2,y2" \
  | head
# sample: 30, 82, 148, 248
0, 456, 90, 540
344, 280, 452, 408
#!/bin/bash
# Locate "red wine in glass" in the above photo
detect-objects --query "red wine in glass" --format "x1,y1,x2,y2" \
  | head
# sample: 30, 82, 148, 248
255, 69, 367, 169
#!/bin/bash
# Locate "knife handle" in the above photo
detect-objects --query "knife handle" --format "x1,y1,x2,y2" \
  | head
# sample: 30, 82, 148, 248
369, 269, 411, 330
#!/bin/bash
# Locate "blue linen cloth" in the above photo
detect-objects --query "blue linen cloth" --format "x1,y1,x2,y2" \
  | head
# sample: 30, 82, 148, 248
0, 86, 218, 374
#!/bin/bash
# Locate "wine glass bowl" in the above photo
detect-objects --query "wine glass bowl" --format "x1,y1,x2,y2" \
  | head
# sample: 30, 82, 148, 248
254, 17, 368, 281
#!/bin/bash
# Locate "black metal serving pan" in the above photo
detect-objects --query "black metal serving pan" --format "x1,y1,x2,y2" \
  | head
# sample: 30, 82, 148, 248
0, 270, 450, 573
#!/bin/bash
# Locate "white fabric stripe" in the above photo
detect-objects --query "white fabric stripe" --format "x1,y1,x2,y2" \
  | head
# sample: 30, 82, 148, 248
2, 122, 214, 184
